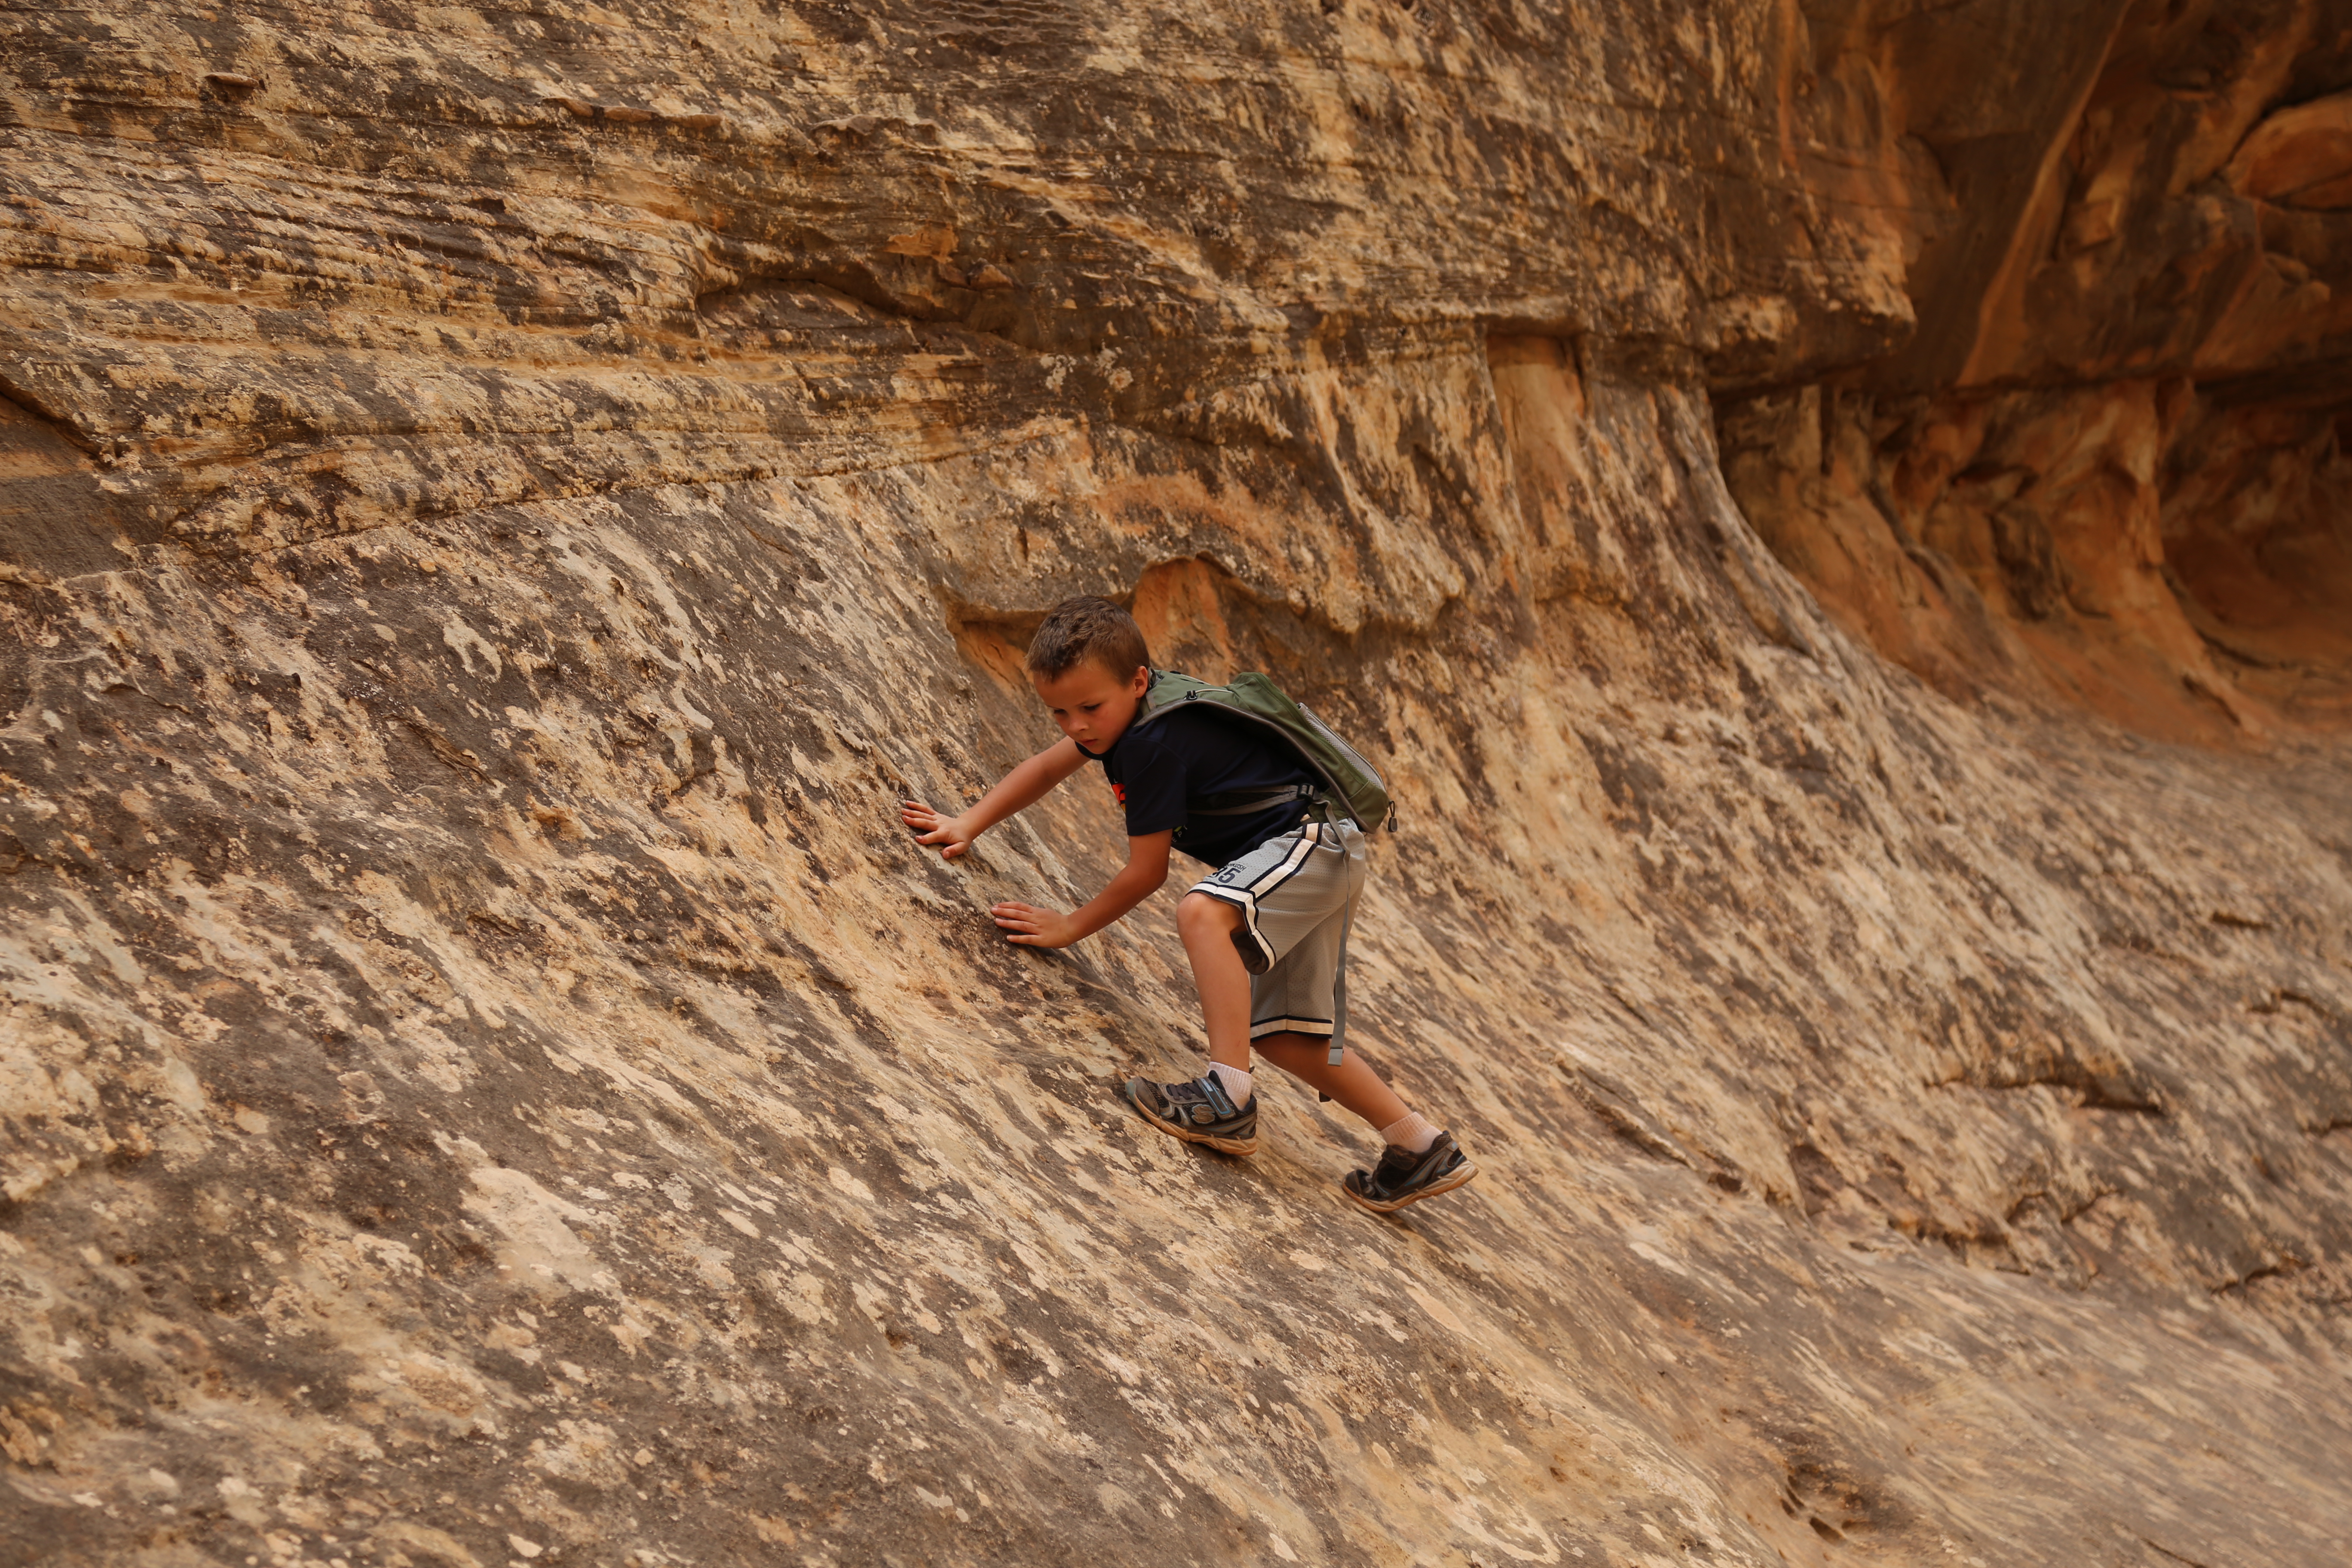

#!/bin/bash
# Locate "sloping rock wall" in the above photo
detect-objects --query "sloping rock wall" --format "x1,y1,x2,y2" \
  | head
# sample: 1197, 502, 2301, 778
3, 4, 2349, 1568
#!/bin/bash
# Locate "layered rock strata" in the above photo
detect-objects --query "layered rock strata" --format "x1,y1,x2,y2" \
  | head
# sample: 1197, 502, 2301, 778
2, 3, 2349, 1568
1719, 0, 2352, 742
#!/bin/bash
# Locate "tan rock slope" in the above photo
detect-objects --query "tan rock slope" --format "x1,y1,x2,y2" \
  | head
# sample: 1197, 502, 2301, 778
2, 3, 2348, 1565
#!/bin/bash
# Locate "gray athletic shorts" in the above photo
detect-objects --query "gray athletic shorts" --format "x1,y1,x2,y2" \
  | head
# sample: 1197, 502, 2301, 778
1187, 816, 1367, 1041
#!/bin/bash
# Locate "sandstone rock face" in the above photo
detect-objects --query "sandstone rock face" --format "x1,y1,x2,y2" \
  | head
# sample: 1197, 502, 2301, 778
3, 4, 2349, 1568
1719, 0, 2352, 744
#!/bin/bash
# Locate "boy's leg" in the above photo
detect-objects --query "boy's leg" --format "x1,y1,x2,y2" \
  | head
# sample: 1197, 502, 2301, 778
1172, 885, 1475, 1213
1117, 890, 1268, 1155
1247, 1032, 1408, 1128
1173, 890, 1259, 1074
1176, 894, 1409, 1127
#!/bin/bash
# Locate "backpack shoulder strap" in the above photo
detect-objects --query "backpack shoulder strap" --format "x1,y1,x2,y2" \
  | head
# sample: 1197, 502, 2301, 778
1136, 668, 1212, 725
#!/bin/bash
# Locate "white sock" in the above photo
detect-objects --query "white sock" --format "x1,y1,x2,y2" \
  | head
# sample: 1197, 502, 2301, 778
1210, 1063, 1254, 1109
1378, 1111, 1440, 1154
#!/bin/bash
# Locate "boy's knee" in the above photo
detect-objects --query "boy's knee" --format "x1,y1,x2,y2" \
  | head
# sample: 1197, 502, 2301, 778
1177, 891, 1241, 935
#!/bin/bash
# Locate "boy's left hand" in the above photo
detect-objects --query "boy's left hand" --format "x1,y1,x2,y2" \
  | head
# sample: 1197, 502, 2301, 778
991, 902, 1078, 948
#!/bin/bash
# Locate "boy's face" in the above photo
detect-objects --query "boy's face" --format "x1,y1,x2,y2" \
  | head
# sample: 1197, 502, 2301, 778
1030, 659, 1151, 753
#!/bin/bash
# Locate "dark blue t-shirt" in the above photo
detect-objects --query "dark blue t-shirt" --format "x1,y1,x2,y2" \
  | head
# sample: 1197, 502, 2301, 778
1080, 705, 1317, 867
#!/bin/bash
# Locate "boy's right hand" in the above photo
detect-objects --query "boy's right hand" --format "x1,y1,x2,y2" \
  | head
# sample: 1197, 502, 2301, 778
901, 799, 978, 860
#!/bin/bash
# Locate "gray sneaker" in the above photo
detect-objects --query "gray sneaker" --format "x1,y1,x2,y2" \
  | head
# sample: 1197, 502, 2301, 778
1124, 1074, 1259, 1155
1342, 1130, 1477, 1214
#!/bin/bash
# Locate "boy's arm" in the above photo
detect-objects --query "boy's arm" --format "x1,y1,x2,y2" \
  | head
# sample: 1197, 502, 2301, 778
900, 738, 1089, 860
989, 831, 1173, 949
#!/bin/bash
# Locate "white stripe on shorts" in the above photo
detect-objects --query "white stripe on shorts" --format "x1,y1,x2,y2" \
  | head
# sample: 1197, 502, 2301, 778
1194, 821, 1324, 969
1218, 822, 1323, 915
1188, 815, 1365, 1049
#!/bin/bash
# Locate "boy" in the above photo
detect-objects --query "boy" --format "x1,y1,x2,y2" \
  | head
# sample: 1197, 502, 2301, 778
899, 596, 1476, 1214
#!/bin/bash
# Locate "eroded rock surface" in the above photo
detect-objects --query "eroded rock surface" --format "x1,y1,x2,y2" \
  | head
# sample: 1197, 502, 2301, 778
1719, 0, 2352, 743
2, 3, 2349, 1567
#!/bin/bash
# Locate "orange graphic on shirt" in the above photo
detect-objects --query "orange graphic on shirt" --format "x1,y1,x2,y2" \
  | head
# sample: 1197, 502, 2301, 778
1110, 781, 1127, 804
